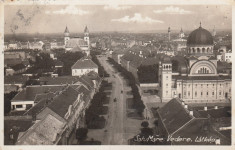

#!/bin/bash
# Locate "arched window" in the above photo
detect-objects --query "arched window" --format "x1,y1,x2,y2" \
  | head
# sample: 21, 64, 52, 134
166, 65, 168, 69
207, 48, 210, 53
193, 48, 195, 53
197, 48, 200, 53
202, 48, 205, 53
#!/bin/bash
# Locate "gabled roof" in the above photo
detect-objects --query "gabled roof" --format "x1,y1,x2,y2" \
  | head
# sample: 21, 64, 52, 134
4, 75, 28, 84
16, 114, 66, 145
4, 58, 23, 67
54, 60, 64, 67
71, 58, 98, 69
66, 38, 87, 48
47, 86, 79, 119
10, 63, 26, 71
158, 99, 193, 135
12, 85, 66, 102
78, 75, 95, 90
39, 76, 81, 85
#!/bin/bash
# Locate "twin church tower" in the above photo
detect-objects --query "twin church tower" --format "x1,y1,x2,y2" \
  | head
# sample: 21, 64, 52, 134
63, 26, 90, 55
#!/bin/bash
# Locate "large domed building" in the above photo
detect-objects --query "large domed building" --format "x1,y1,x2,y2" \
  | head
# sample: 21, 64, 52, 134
159, 24, 231, 103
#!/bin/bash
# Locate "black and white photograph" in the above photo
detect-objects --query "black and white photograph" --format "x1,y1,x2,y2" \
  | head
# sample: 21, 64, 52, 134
2, 0, 233, 146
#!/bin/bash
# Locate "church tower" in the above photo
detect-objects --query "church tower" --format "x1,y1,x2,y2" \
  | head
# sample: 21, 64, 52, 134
179, 27, 185, 39
84, 26, 89, 46
64, 26, 70, 46
159, 56, 172, 102
168, 27, 171, 42
212, 26, 216, 37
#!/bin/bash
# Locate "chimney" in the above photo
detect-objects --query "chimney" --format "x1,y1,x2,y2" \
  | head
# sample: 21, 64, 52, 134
184, 104, 188, 109
214, 105, 218, 110
189, 110, 193, 116
204, 106, 207, 111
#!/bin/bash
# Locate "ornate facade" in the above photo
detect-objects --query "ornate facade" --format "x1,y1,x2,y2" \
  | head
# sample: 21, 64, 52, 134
159, 25, 231, 103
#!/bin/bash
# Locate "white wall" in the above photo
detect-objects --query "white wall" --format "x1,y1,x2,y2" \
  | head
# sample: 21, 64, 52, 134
72, 68, 98, 76
11, 101, 34, 111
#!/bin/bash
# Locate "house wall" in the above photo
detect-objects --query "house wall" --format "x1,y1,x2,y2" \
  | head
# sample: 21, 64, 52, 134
11, 101, 34, 111
72, 68, 98, 76
174, 79, 231, 103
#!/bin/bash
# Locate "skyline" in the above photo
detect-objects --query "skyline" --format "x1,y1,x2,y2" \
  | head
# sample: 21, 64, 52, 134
4, 5, 232, 34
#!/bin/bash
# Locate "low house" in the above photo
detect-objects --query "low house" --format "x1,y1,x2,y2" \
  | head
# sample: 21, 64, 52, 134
4, 75, 29, 93
16, 114, 67, 145
71, 56, 98, 77
11, 85, 66, 111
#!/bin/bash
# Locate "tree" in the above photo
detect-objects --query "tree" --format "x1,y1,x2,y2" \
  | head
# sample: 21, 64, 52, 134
4, 91, 18, 115
76, 128, 88, 143
141, 121, 149, 128
154, 119, 158, 127
57, 52, 84, 75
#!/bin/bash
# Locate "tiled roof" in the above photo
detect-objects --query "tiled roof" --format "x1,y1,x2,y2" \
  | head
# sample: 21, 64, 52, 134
4, 58, 22, 67
12, 85, 66, 102
122, 51, 161, 68
71, 58, 98, 69
54, 60, 64, 67
86, 71, 102, 82
11, 63, 26, 71
78, 75, 95, 90
47, 87, 79, 118
16, 114, 66, 145
66, 38, 87, 48
39, 76, 81, 85
173, 118, 230, 145
70, 46, 83, 52
4, 75, 28, 84
158, 99, 193, 134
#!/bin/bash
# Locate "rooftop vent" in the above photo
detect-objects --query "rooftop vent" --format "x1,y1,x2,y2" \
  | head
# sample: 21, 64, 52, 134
189, 110, 193, 116
204, 106, 207, 111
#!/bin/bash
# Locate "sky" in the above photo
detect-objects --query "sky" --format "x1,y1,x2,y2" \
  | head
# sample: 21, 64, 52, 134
4, 5, 232, 34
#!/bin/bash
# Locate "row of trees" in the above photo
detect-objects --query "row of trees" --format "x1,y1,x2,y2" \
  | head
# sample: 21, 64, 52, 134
107, 57, 145, 116
129, 121, 169, 145
4, 91, 18, 115
90, 51, 109, 77
85, 80, 110, 129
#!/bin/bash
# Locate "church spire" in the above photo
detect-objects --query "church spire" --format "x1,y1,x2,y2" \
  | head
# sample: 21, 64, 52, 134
84, 25, 89, 33
64, 26, 69, 34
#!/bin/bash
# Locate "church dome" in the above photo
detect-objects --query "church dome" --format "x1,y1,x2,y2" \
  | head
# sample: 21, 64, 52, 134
187, 26, 213, 45
162, 55, 171, 63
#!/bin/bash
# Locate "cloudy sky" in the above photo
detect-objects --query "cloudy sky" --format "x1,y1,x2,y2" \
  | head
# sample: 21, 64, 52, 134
4, 5, 231, 34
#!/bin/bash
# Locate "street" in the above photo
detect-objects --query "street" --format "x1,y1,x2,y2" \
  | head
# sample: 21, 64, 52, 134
98, 55, 127, 145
